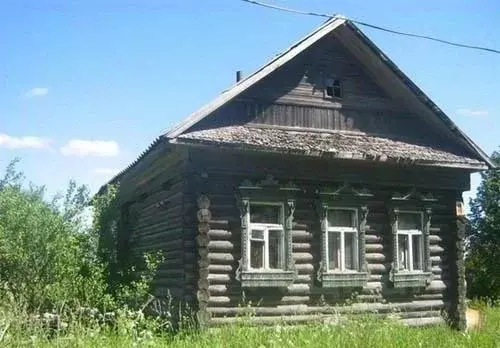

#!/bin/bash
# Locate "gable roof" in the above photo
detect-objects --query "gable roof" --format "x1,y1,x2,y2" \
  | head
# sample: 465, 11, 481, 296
163, 16, 492, 169
104, 17, 493, 191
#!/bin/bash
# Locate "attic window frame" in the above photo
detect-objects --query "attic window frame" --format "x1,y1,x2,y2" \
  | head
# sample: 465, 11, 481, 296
324, 77, 343, 99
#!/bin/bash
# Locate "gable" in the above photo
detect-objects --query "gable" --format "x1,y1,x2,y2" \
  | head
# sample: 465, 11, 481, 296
166, 19, 492, 169
188, 31, 444, 147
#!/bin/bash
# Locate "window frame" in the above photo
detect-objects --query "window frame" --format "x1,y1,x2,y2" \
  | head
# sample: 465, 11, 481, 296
325, 207, 359, 273
316, 185, 371, 288
396, 211, 424, 272
235, 177, 299, 288
389, 207, 433, 288
247, 202, 285, 271
324, 77, 343, 99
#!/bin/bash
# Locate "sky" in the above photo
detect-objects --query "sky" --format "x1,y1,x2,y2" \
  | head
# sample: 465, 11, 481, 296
0, 0, 499, 207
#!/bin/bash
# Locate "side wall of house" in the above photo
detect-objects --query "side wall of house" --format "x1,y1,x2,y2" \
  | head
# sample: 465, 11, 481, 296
189, 148, 468, 326
117, 145, 197, 308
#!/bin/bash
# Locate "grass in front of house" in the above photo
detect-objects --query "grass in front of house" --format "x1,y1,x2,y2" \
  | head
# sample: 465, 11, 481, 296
2, 306, 499, 347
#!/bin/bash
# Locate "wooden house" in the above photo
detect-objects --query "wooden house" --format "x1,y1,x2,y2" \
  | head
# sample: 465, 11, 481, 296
101, 17, 494, 329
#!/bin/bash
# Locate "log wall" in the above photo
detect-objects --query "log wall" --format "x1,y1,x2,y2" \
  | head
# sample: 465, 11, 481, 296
124, 147, 196, 305
189, 148, 464, 326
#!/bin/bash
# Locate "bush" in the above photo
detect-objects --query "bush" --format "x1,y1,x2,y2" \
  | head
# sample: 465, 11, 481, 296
0, 160, 110, 311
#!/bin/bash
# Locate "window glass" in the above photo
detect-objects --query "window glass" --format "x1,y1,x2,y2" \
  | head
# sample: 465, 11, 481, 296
399, 213, 421, 230
250, 204, 281, 224
268, 229, 282, 269
344, 232, 357, 270
328, 231, 341, 270
250, 239, 264, 269
325, 78, 343, 98
398, 234, 409, 270
328, 209, 355, 228
412, 234, 423, 271
251, 229, 264, 240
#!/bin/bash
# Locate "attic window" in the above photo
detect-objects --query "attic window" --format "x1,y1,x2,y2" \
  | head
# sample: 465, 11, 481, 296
325, 78, 343, 99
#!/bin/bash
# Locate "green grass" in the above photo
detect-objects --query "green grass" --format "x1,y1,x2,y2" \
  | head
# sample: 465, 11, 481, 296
2, 307, 499, 347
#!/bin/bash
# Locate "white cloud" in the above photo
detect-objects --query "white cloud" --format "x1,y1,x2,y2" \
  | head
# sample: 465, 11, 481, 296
90, 168, 120, 176
25, 87, 49, 98
0, 133, 51, 149
60, 139, 120, 157
456, 108, 489, 117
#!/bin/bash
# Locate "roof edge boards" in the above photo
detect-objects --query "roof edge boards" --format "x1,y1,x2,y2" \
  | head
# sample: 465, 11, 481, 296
343, 21, 495, 169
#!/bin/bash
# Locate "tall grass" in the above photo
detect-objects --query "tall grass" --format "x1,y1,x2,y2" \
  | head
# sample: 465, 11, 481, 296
1, 306, 498, 347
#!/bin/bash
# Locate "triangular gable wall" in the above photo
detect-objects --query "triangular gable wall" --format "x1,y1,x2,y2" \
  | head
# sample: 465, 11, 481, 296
165, 18, 493, 168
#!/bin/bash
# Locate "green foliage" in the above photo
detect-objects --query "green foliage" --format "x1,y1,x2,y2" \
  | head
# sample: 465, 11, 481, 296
0, 306, 499, 347
0, 161, 110, 311
0, 160, 162, 315
467, 151, 500, 302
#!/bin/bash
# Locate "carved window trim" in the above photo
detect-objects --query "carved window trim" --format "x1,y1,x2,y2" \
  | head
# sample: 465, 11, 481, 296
389, 206, 433, 288
315, 183, 371, 288
235, 176, 298, 288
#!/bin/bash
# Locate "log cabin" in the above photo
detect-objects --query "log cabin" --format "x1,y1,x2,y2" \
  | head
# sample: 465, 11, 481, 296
99, 17, 494, 329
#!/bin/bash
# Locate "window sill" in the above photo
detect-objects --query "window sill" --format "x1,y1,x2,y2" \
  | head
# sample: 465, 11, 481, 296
240, 270, 296, 288
390, 271, 432, 288
319, 271, 368, 288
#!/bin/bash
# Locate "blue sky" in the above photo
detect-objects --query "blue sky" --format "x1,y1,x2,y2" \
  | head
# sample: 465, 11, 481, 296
0, 0, 499, 206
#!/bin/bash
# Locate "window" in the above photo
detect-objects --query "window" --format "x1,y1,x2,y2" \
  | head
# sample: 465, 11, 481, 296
316, 199, 369, 288
389, 207, 432, 288
397, 212, 423, 272
248, 203, 285, 270
325, 78, 343, 99
326, 208, 358, 272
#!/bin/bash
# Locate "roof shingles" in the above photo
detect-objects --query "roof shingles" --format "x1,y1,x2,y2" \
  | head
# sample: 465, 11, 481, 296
177, 126, 485, 168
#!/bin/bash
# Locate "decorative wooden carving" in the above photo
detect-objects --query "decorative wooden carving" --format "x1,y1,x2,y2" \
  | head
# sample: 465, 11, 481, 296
359, 206, 369, 273
315, 188, 369, 288
319, 182, 373, 198
285, 199, 296, 272
235, 177, 298, 288
424, 208, 433, 273
391, 187, 437, 202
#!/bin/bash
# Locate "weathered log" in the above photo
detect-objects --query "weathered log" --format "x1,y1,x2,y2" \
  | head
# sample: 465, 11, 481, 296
208, 240, 234, 251
430, 245, 444, 254
430, 256, 441, 264
208, 273, 231, 284
208, 264, 233, 273
292, 243, 311, 251
365, 234, 381, 243
295, 263, 314, 274
209, 220, 230, 229
429, 234, 443, 244
208, 253, 235, 264
367, 263, 386, 273
197, 208, 211, 223
295, 274, 313, 283
365, 243, 383, 253
207, 300, 445, 316
281, 296, 310, 304
365, 253, 386, 263
197, 235, 210, 247
197, 290, 209, 303
208, 296, 231, 305
292, 252, 313, 263
414, 293, 444, 300
426, 280, 447, 292
208, 229, 232, 240
292, 230, 313, 241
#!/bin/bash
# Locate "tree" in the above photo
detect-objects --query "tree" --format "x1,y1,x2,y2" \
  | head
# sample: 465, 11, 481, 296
466, 151, 500, 301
